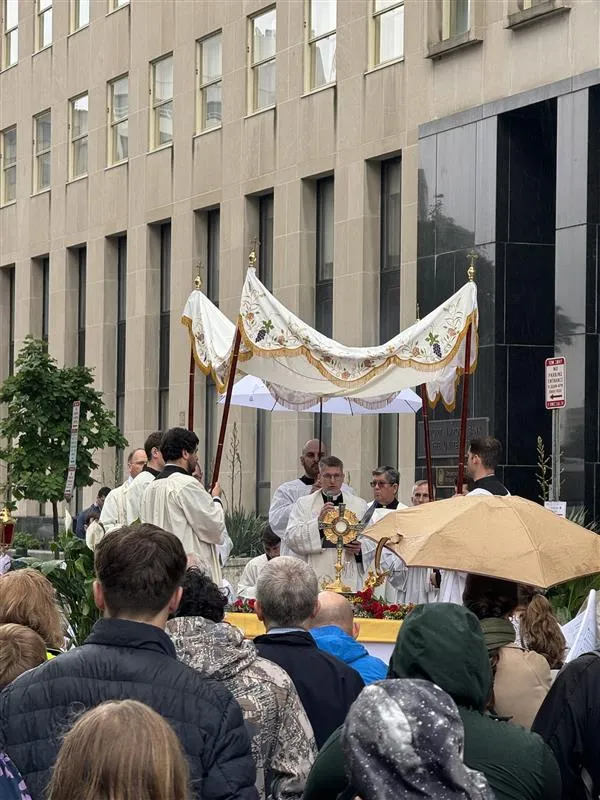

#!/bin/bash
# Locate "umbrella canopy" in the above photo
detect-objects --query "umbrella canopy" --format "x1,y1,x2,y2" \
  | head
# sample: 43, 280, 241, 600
362, 494, 600, 589
218, 374, 422, 415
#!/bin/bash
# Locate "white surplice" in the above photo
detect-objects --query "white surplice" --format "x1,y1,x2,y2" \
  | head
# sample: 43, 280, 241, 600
141, 471, 226, 583
99, 480, 130, 533
283, 491, 368, 591
236, 553, 268, 599
126, 470, 155, 523
269, 478, 355, 539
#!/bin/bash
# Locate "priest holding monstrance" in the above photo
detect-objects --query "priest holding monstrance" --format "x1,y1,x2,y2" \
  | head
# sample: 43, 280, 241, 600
282, 456, 368, 591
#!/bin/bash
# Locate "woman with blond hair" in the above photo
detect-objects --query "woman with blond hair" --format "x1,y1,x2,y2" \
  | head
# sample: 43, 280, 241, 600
47, 700, 191, 800
0, 568, 64, 656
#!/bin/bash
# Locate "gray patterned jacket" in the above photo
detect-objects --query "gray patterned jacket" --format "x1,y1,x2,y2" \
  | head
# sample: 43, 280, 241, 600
167, 616, 317, 800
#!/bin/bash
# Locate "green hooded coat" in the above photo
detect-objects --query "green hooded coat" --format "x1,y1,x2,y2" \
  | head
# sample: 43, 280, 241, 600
303, 603, 562, 800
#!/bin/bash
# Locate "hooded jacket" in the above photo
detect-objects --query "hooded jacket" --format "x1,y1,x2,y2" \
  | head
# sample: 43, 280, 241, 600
309, 626, 387, 685
304, 604, 561, 800
167, 617, 317, 800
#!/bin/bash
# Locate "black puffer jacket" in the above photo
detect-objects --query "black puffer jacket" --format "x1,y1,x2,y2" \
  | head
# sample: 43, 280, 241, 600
0, 618, 258, 800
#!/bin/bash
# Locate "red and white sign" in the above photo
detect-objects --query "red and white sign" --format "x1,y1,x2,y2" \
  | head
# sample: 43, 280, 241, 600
545, 357, 566, 410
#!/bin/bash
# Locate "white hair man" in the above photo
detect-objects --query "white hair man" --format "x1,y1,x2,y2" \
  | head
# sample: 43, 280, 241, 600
281, 456, 367, 592
99, 448, 147, 533
253, 557, 364, 749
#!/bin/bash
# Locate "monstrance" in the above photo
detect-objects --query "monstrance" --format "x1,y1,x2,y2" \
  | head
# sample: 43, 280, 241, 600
319, 504, 363, 593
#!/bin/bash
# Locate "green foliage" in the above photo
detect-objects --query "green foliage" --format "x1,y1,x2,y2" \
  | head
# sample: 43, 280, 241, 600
0, 337, 128, 530
11, 532, 41, 551
547, 508, 600, 622
225, 508, 265, 558
536, 435, 551, 503
21, 530, 99, 646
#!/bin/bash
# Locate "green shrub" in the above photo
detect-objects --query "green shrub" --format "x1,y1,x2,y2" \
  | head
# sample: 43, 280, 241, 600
225, 509, 265, 558
11, 532, 41, 551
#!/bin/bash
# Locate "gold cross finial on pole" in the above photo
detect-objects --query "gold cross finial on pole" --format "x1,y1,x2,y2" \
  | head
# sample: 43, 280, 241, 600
193, 261, 203, 290
467, 251, 478, 282
248, 239, 258, 268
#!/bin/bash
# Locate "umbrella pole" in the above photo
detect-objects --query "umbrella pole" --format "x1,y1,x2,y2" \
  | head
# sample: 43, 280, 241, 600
457, 322, 473, 489
419, 385, 435, 501
211, 326, 242, 490
188, 348, 195, 431
318, 397, 323, 447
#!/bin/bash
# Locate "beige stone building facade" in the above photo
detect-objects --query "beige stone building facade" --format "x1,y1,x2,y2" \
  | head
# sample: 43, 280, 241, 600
0, 0, 598, 514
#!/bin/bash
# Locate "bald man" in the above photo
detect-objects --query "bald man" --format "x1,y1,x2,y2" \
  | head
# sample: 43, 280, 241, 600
268, 439, 353, 538
309, 591, 387, 685
100, 448, 147, 533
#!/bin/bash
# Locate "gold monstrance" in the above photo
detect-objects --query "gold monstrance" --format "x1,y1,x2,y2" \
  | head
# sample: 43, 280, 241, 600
319, 504, 363, 593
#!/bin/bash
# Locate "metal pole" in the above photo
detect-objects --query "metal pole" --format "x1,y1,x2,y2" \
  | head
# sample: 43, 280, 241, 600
188, 349, 195, 431
419, 385, 435, 502
551, 409, 560, 501
457, 322, 473, 490
210, 326, 242, 490
318, 397, 323, 449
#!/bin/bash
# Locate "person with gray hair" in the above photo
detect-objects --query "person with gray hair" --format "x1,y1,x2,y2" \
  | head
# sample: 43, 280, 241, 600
253, 557, 364, 748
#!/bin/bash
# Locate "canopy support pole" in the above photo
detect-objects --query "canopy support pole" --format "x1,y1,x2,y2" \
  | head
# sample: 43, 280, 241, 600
457, 321, 473, 489
318, 397, 323, 449
188, 349, 195, 431
211, 326, 242, 490
420, 385, 435, 502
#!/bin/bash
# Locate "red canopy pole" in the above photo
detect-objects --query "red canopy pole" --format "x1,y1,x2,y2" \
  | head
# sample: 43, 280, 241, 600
188, 349, 195, 431
210, 325, 242, 490
420, 384, 435, 502
457, 322, 473, 489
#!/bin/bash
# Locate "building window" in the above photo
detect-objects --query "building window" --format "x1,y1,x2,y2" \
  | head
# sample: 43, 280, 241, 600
69, 94, 88, 179
33, 110, 51, 192
108, 0, 128, 11
249, 8, 276, 112
197, 33, 222, 132
205, 208, 220, 484
116, 236, 127, 435
40, 256, 49, 342
378, 157, 401, 467
0, 126, 16, 205
151, 54, 173, 149
442, 0, 470, 40
158, 223, 171, 429
372, 0, 404, 65
307, 0, 336, 90
108, 75, 128, 164
70, 0, 89, 32
314, 176, 334, 449
256, 193, 274, 514
36, 0, 52, 50
77, 248, 86, 366
2, 265, 15, 375
520, 0, 543, 7
2, 0, 17, 68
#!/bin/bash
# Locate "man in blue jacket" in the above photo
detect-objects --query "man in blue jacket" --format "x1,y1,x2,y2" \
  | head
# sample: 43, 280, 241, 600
0, 524, 257, 800
309, 591, 387, 685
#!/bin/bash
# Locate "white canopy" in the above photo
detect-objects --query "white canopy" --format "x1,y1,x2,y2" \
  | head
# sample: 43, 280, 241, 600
218, 374, 422, 415
182, 268, 478, 409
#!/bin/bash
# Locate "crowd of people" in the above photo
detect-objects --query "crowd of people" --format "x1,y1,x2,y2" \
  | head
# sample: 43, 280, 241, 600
0, 429, 597, 799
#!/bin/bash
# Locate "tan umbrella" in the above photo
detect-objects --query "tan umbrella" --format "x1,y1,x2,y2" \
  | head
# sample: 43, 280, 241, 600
362, 494, 600, 589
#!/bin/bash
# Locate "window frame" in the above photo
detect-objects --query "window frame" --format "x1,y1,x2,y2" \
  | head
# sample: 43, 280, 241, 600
196, 32, 222, 133
150, 53, 174, 150
33, 109, 51, 193
69, 93, 89, 180
35, 0, 52, 51
70, 0, 89, 33
108, 0, 129, 12
305, 0, 337, 92
442, 0, 471, 41
107, 73, 129, 165
371, 0, 404, 67
248, 6, 276, 113
158, 222, 171, 429
0, 125, 17, 205
2, 0, 18, 69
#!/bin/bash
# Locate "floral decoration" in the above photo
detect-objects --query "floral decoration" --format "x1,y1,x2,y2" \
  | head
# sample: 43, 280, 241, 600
228, 598, 256, 614
352, 587, 415, 620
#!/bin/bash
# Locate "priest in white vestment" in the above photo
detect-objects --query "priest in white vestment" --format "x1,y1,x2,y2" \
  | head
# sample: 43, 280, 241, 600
283, 456, 367, 591
141, 428, 226, 583
126, 432, 165, 524
100, 448, 147, 533
269, 439, 354, 538
236, 526, 281, 599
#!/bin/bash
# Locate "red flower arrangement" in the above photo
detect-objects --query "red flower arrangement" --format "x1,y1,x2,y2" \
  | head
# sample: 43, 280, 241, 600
227, 590, 413, 621
228, 598, 256, 614
352, 587, 414, 620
